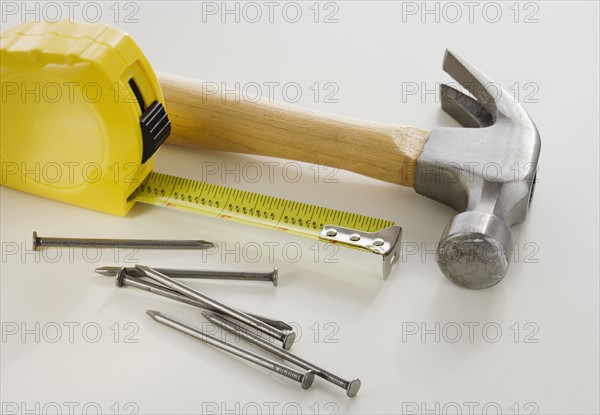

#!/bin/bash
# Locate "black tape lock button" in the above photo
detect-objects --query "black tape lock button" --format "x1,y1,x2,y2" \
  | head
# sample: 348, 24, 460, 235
140, 100, 171, 163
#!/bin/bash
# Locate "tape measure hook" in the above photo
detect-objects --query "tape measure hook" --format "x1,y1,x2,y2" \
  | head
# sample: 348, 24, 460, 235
319, 225, 402, 280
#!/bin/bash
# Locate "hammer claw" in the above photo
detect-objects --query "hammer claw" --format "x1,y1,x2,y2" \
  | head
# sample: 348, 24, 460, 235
442, 49, 501, 121
440, 84, 493, 128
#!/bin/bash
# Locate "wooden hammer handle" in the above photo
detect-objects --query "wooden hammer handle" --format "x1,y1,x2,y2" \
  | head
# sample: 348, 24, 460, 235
158, 72, 430, 187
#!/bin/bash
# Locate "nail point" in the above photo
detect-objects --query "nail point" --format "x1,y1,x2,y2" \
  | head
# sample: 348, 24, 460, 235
146, 310, 160, 319
201, 311, 214, 319
94, 266, 111, 275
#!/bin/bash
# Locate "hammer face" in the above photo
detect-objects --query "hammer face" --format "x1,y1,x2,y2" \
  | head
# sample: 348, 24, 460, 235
415, 51, 541, 289
436, 211, 513, 289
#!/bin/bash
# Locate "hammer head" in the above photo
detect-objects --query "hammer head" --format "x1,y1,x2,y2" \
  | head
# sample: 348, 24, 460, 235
415, 50, 541, 289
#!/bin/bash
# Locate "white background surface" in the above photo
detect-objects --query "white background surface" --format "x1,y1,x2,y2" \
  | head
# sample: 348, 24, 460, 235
1, 1, 599, 414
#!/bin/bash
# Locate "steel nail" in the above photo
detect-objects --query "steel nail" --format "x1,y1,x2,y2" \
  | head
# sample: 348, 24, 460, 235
203, 311, 361, 397
97, 265, 278, 286
32, 231, 213, 250
114, 268, 291, 331
146, 310, 314, 389
135, 265, 295, 349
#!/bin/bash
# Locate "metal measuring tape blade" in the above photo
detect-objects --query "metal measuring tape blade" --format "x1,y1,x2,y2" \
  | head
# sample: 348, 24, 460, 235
130, 172, 401, 279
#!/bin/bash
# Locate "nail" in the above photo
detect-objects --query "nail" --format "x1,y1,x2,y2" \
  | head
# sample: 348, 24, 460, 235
135, 265, 295, 349
114, 268, 291, 331
146, 310, 314, 389
96, 265, 278, 286
32, 231, 213, 250
203, 311, 361, 397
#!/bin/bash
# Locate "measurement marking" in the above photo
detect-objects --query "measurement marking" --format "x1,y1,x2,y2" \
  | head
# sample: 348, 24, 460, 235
164, 174, 176, 202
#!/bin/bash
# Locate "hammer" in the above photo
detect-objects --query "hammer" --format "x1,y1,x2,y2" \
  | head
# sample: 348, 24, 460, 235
157, 51, 541, 289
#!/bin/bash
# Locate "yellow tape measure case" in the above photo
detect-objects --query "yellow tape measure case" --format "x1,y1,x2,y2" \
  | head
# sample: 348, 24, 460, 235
0, 21, 170, 215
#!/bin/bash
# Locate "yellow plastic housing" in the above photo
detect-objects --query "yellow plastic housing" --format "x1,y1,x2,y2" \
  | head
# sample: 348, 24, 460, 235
0, 20, 164, 215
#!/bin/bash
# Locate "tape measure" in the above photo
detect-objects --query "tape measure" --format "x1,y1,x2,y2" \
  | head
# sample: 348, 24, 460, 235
1, 21, 401, 278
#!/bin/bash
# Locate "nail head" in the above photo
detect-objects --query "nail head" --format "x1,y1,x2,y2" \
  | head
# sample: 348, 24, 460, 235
115, 267, 127, 287
346, 378, 361, 397
282, 331, 296, 350
301, 371, 315, 390
32, 231, 40, 250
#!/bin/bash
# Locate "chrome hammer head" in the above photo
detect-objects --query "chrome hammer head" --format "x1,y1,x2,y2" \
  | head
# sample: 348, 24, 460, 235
415, 50, 541, 289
